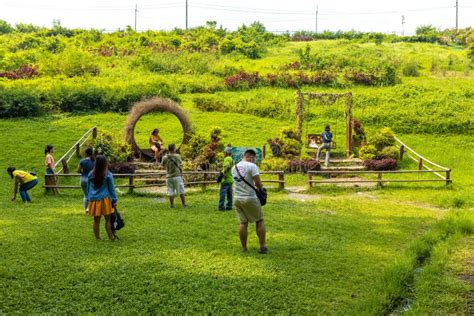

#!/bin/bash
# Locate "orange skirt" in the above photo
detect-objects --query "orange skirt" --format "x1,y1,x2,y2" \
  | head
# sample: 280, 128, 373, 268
88, 197, 113, 217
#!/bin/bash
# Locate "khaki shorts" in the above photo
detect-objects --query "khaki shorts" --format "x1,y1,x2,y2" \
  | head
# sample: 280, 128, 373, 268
167, 176, 185, 196
235, 197, 263, 224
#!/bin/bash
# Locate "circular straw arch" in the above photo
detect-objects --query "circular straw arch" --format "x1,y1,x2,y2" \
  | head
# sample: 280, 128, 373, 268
125, 97, 193, 159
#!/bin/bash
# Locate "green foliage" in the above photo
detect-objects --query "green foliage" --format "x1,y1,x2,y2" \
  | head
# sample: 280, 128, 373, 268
379, 145, 400, 160
371, 127, 396, 151
468, 45, 474, 65
402, 59, 421, 77
0, 85, 42, 117
260, 157, 288, 171
0, 20, 14, 34
87, 132, 133, 163
359, 144, 378, 160
180, 126, 224, 169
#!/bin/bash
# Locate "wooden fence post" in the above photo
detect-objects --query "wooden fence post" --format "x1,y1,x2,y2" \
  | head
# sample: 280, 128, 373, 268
377, 172, 383, 187
399, 145, 405, 160
418, 158, 423, 170
62, 160, 69, 174
92, 127, 97, 139
75, 143, 81, 157
308, 172, 313, 188
262, 145, 266, 159
446, 170, 452, 185
278, 172, 285, 190
203, 172, 208, 190
129, 175, 134, 193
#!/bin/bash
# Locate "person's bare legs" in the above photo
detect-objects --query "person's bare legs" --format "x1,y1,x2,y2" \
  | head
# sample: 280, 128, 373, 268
180, 194, 186, 207
93, 216, 101, 240
256, 220, 266, 249
168, 195, 174, 208
239, 222, 248, 252
104, 214, 115, 240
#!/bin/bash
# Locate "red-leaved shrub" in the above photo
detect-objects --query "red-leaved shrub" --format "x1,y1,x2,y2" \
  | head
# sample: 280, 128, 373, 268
363, 158, 398, 171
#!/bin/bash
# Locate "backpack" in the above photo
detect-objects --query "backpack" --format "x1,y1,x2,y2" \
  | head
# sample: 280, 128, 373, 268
111, 207, 125, 238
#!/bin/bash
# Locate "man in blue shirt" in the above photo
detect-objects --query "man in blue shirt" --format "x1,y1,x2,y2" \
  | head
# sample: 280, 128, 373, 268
317, 125, 333, 167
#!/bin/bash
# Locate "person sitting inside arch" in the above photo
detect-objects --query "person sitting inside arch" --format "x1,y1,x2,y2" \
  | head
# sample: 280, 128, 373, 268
149, 128, 164, 163
316, 124, 333, 167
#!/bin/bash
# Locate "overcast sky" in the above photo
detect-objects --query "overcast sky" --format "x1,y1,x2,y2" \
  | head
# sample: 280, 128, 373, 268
0, 0, 472, 35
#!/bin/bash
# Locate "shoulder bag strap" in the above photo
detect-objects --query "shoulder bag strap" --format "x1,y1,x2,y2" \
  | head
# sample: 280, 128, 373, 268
169, 156, 183, 174
235, 164, 258, 194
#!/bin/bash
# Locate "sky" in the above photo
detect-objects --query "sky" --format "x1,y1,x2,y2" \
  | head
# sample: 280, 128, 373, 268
0, 0, 472, 35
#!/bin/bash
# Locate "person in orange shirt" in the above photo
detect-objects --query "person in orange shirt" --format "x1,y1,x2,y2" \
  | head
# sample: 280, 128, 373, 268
149, 128, 164, 163
7, 166, 39, 203
45, 144, 59, 194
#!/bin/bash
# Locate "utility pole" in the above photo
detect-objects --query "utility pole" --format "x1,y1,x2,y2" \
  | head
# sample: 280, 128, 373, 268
315, 5, 318, 33
455, 0, 459, 32
401, 15, 405, 36
186, 0, 188, 30
134, 4, 138, 31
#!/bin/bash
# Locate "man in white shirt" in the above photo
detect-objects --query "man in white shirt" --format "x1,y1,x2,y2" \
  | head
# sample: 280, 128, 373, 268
231, 148, 267, 254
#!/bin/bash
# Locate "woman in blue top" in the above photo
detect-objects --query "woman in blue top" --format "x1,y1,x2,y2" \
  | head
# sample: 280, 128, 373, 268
87, 155, 118, 241
76, 147, 94, 214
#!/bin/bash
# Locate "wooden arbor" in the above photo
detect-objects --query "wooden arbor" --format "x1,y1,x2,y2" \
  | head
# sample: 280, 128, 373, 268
295, 90, 353, 158
125, 97, 193, 160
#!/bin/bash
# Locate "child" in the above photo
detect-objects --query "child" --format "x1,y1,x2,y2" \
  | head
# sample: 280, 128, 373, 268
87, 155, 118, 241
44, 144, 59, 194
7, 166, 39, 203
76, 147, 94, 214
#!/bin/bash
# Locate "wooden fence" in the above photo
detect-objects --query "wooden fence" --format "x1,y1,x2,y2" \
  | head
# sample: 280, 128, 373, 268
44, 170, 285, 192
55, 126, 97, 174
308, 136, 451, 187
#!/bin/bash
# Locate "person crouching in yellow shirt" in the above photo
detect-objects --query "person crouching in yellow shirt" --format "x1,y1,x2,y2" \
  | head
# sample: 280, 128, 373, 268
7, 166, 39, 203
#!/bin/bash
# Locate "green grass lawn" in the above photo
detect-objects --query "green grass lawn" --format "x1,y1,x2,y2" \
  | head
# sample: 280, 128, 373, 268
1, 114, 473, 313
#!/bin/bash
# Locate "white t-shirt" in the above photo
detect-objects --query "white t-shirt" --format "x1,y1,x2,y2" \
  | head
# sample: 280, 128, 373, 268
232, 161, 260, 198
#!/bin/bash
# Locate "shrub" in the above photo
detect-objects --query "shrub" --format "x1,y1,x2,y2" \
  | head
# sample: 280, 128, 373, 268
287, 159, 320, 173
359, 144, 378, 160
109, 162, 136, 174
0, 86, 42, 118
260, 157, 288, 171
224, 71, 260, 90
87, 133, 133, 163
363, 158, 398, 171
403, 60, 421, 77
193, 97, 227, 112
379, 146, 400, 160
0, 65, 39, 80
371, 127, 396, 151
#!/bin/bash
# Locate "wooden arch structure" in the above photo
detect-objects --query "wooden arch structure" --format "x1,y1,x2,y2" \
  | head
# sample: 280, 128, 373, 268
295, 90, 353, 158
125, 97, 193, 160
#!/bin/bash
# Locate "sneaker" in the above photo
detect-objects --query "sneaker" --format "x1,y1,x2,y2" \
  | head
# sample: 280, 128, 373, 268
218, 208, 226, 211
182, 204, 188, 208
258, 246, 268, 254
169, 205, 174, 209
225, 207, 233, 211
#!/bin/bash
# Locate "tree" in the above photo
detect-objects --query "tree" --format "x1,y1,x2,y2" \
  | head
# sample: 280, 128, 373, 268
0, 20, 13, 34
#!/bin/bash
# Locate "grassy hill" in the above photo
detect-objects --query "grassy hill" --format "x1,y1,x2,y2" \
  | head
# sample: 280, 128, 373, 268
0, 25, 473, 314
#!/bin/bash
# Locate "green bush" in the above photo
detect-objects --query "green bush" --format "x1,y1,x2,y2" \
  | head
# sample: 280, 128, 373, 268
260, 157, 288, 171
403, 60, 421, 77
359, 144, 378, 160
379, 146, 400, 160
371, 127, 396, 151
86, 132, 133, 163
0, 86, 42, 117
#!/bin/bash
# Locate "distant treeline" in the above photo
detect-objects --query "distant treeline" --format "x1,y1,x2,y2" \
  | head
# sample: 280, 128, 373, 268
289, 25, 474, 46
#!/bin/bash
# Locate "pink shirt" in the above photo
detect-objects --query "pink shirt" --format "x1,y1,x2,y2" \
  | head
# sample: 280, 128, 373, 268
45, 154, 55, 168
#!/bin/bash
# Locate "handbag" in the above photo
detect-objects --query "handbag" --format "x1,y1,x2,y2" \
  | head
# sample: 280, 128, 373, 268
235, 165, 267, 206
111, 207, 125, 239
216, 171, 224, 183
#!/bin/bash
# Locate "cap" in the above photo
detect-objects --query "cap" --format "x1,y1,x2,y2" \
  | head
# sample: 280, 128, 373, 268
224, 146, 232, 154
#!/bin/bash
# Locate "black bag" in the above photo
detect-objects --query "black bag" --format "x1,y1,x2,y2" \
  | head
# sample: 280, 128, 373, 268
235, 165, 267, 206
111, 207, 125, 237
216, 171, 224, 183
